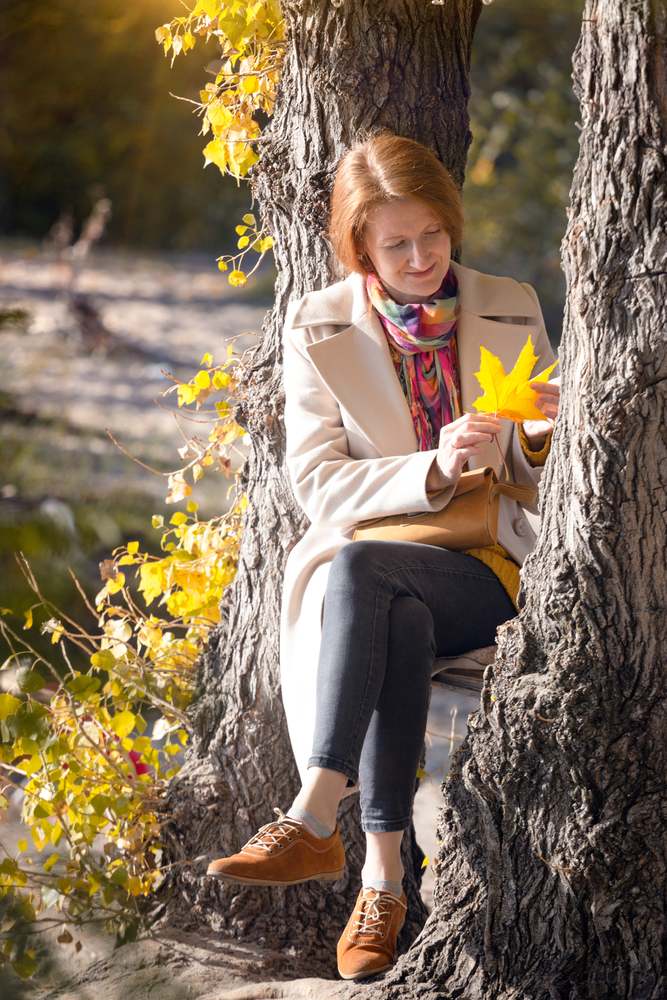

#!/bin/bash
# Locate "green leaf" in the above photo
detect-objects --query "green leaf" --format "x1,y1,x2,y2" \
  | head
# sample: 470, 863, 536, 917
0, 858, 18, 876
101, 884, 116, 906
43, 853, 60, 873
7, 708, 49, 741
91, 651, 116, 672
110, 866, 128, 885
66, 675, 101, 698
0, 693, 21, 721
109, 711, 135, 739
12, 953, 38, 980
90, 794, 112, 817
217, 14, 246, 46
16, 666, 46, 694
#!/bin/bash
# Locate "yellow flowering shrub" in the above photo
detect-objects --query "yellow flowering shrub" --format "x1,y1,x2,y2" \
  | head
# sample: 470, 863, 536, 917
0, 346, 249, 980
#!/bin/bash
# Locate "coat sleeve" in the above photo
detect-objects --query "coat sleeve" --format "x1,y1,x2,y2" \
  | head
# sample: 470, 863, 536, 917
283, 316, 456, 529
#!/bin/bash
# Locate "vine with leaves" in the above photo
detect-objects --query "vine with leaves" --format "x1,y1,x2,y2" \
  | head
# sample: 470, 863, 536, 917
157, 0, 284, 285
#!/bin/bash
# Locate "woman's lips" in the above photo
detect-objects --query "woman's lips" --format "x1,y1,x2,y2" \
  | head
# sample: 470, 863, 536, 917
405, 262, 437, 278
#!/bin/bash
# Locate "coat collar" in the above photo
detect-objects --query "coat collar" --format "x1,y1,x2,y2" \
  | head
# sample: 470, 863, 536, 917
288, 262, 539, 330
295, 264, 543, 464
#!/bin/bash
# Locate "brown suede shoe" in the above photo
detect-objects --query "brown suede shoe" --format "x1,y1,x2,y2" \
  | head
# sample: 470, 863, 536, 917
337, 887, 407, 980
207, 810, 345, 886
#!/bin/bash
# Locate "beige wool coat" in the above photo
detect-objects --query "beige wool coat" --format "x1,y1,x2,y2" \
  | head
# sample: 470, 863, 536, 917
281, 261, 556, 780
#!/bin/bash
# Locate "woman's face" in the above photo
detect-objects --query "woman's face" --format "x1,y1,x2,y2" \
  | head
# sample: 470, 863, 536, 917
361, 197, 452, 304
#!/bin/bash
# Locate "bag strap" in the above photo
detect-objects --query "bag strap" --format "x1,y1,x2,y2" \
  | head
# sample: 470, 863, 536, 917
454, 467, 538, 506
492, 481, 538, 505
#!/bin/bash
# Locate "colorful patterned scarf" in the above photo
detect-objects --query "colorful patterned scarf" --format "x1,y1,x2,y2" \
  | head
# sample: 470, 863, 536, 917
367, 270, 462, 451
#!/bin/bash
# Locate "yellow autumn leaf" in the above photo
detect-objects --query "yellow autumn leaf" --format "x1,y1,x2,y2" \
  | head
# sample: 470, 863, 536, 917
177, 383, 199, 406
203, 139, 228, 172
228, 270, 247, 287
138, 563, 165, 606
241, 75, 259, 94
472, 335, 557, 423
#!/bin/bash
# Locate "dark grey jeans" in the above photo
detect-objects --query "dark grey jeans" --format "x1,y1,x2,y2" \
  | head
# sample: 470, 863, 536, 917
308, 540, 516, 833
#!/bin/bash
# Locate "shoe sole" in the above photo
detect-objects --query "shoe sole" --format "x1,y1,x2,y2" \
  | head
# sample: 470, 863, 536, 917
206, 867, 345, 886
337, 914, 406, 980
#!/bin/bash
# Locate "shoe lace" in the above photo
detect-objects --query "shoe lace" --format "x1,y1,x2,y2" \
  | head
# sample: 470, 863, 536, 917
352, 889, 402, 935
242, 808, 304, 854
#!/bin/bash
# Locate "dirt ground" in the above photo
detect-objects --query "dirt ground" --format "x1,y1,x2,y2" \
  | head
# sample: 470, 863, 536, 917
0, 244, 480, 998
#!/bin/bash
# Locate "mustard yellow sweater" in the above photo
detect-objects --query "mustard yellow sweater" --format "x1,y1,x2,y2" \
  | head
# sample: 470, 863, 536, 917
465, 427, 552, 611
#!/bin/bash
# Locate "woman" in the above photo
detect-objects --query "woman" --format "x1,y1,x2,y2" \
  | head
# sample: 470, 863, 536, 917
207, 134, 559, 980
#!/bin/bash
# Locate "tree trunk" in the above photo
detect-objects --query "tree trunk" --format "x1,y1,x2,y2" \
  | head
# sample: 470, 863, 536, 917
360, 3, 667, 997
154, 0, 483, 978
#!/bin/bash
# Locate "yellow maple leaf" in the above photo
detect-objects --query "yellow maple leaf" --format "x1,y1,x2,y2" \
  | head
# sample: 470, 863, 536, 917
472, 335, 557, 423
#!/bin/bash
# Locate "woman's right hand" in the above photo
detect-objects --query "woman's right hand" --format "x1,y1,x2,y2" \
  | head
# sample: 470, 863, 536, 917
426, 412, 501, 491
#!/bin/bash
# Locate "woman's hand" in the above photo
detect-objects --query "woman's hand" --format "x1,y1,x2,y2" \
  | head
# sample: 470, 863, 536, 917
426, 412, 501, 491
522, 378, 560, 451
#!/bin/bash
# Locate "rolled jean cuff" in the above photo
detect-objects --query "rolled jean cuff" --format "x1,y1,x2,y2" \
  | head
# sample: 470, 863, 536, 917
307, 754, 358, 787
362, 817, 410, 834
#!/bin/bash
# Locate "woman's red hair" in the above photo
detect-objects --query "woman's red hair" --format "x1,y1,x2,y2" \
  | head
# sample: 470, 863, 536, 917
329, 133, 464, 275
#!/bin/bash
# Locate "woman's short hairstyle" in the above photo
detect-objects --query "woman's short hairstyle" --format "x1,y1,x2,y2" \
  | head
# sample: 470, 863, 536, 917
329, 133, 464, 275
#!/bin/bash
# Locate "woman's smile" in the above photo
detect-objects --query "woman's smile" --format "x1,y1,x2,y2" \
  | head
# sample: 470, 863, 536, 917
406, 262, 437, 277
362, 197, 452, 303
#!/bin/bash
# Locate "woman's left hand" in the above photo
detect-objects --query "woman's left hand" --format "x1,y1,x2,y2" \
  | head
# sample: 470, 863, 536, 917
522, 378, 560, 450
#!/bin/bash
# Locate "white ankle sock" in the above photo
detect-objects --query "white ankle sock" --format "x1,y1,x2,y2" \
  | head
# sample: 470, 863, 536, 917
363, 877, 403, 898
286, 807, 334, 840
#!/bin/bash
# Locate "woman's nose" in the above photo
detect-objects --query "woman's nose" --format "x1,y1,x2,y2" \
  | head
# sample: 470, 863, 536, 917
409, 241, 432, 269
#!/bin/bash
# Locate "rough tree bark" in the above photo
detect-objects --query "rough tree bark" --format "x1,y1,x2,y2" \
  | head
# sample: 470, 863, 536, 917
156, 0, 484, 977
360, 2, 667, 998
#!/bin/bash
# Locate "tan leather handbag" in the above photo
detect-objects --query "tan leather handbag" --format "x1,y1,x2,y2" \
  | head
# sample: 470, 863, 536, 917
353, 467, 538, 551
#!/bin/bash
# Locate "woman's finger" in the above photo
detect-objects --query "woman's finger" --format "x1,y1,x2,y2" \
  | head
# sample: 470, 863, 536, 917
439, 415, 501, 445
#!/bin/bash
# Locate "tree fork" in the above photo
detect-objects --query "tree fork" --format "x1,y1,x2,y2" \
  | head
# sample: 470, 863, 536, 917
156, 0, 484, 976
364, 3, 667, 997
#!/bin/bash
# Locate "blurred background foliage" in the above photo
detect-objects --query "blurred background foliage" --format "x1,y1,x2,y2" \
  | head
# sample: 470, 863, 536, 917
0, 0, 583, 662
465, 0, 584, 344
1, 0, 584, 275
0, 0, 249, 252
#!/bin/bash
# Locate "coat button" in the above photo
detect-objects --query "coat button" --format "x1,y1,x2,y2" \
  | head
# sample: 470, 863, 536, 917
513, 517, 527, 537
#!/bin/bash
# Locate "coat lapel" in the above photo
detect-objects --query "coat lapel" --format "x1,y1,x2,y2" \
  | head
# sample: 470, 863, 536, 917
304, 306, 418, 458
